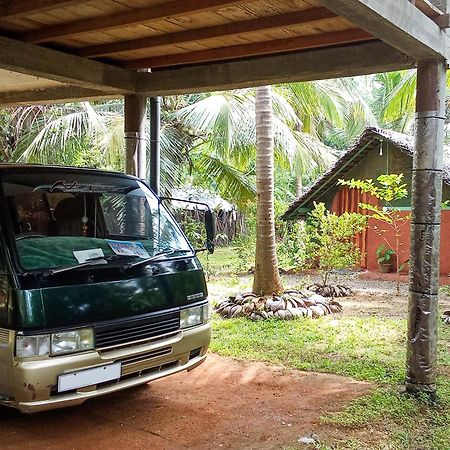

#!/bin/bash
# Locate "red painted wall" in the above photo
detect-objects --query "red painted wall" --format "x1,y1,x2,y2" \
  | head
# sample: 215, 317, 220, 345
365, 211, 450, 275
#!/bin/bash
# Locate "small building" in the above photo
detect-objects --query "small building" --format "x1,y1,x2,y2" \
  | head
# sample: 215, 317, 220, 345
170, 187, 242, 244
282, 127, 450, 275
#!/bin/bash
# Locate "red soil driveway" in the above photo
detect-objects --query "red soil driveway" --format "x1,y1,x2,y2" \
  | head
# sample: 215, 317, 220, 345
0, 354, 370, 450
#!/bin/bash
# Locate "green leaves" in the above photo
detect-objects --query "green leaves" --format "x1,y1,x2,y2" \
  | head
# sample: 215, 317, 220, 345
193, 152, 256, 209
305, 202, 367, 285
376, 244, 395, 263
338, 173, 408, 202
339, 173, 410, 293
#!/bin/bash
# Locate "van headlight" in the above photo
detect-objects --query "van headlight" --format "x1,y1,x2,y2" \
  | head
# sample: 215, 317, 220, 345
51, 328, 94, 355
180, 302, 210, 329
16, 328, 94, 357
16, 335, 51, 357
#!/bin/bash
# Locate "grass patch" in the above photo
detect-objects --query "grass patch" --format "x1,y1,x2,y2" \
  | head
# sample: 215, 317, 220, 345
198, 246, 241, 277
321, 379, 450, 450
210, 313, 450, 449
206, 247, 450, 449
211, 315, 407, 383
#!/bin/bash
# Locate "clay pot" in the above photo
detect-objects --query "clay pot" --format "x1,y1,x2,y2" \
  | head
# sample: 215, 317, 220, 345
378, 262, 392, 273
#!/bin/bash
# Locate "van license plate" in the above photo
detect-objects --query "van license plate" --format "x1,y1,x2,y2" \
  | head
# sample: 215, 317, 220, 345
58, 362, 121, 393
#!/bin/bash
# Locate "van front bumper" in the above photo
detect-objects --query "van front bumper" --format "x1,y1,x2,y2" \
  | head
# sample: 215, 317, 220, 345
5, 322, 211, 413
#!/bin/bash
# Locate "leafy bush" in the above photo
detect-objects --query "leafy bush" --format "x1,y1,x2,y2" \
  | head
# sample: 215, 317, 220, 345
234, 205, 257, 272
276, 220, 308, 270
234, 202, 310, 273
180, 215, 206, 248
304, 202, 367, 285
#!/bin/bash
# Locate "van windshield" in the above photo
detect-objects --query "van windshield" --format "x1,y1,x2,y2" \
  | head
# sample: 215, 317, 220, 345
1, 171, 192, 271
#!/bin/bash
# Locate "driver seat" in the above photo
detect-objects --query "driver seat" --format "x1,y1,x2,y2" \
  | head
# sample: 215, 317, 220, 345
52, 196, 86, 236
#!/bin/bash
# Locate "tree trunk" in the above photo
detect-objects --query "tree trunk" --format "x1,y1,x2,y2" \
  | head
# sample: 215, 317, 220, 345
252, 86, 283, 295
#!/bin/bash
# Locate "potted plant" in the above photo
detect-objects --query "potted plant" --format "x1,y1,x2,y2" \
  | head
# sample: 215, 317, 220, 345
376, 244, 395, 273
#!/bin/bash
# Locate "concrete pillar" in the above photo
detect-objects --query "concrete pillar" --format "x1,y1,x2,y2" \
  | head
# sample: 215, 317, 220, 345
124, 94, 147, 178
406, 59, 446, 396
149, 96, 161, 195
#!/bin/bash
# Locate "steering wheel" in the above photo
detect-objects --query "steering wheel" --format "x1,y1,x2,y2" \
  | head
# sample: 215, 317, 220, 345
15, 232, 47, 241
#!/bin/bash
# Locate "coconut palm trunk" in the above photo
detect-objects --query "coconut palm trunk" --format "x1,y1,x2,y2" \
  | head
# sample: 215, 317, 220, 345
252, 86, 284, 295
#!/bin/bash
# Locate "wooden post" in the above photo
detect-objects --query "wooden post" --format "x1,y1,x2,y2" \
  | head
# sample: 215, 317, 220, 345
406, 59, 446, 396
150, 96, 161, 195
124, 94, 147, 177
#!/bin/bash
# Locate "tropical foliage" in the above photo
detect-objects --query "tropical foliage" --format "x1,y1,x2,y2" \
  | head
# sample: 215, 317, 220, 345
0, 70, 435, 224
0, 76, 381, 209
304, 202, 367, 286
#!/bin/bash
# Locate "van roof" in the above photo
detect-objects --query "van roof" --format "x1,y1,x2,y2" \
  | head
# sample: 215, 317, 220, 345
0, 163, 138, 180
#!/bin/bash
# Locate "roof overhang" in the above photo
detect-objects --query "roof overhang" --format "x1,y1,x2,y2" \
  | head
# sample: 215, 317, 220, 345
282, 126, 450, 221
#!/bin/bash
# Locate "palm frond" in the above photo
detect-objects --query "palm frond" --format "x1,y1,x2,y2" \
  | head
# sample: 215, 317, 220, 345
193, 152, 256, 209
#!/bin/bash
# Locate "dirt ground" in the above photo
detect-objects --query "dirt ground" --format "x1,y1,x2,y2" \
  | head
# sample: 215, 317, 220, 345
1, 276, 447, 450
0, 354, 370, 450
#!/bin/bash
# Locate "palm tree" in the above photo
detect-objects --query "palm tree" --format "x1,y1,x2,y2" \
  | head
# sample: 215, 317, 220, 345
252, 86, 283, 295
5, 79, 372, 208
371, 71, 417, 132
174, 87, 339, 208
8, 101, 191, 194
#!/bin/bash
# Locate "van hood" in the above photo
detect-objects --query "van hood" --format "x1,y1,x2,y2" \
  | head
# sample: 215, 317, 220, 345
10, 258, 207, 330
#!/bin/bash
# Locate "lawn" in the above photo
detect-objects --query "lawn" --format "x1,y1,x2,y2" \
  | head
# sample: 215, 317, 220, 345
200, 247, 450, 450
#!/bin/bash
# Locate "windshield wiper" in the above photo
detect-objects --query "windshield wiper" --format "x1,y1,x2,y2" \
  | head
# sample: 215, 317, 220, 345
46, 256, 107, 275
46, 254, 136, 274
123, 249, 191, 270
25, 249, 191, 277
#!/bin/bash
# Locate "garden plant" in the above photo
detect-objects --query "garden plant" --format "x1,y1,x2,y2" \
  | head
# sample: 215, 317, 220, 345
339, 173, 410, 295
305, 201, 367, 297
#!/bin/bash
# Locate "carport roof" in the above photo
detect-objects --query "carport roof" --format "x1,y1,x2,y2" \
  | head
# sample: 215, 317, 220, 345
0, 0, 448, 105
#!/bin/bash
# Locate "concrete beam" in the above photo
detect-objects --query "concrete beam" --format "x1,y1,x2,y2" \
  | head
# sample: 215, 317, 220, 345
320, 0, 450, 61
136, 41, 415, 96
0, 41, 415, 106
0, 35, 137, 93
0, 86, 116, 107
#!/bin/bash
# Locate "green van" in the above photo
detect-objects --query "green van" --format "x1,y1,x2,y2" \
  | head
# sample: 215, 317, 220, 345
0, 165, 212, 412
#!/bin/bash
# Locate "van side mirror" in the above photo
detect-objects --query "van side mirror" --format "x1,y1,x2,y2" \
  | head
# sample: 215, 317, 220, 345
204, 210, 216, 254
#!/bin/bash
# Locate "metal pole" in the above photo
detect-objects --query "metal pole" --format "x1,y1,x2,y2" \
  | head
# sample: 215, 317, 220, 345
150, 96, 161, 195
406, 59, 446, 396
124, 94, 147, 177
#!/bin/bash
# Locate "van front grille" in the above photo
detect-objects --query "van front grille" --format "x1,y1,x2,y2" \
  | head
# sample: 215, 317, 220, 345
0, 328, 9, 344
94, 310, 180, 350
120, 347, 172, 367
